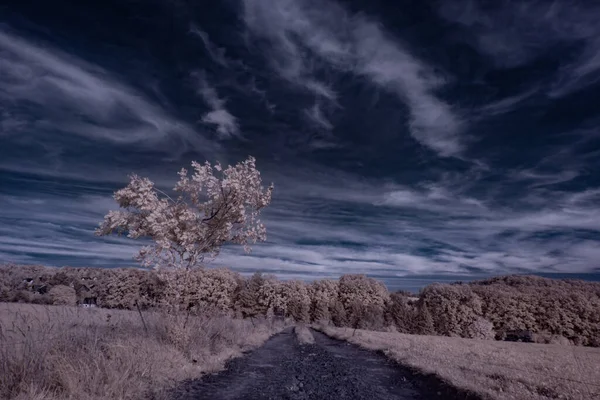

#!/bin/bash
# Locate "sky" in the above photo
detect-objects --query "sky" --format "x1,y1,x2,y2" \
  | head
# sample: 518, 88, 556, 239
1, 0, 600, 291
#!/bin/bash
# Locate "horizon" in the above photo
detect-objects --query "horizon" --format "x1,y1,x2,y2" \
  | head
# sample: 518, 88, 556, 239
2, 0, 600, 285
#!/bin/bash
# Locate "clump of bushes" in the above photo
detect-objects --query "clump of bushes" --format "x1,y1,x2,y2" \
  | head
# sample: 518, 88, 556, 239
48, 285, 76, 306
0, 303, 285, 400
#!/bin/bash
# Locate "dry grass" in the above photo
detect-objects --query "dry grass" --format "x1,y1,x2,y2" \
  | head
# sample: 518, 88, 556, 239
294, 325, 315, 345
0, 302, 287, 400
314, 324, 600, 400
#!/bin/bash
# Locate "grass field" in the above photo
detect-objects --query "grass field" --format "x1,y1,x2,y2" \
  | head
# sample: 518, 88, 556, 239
314, 324, 600, 400
3, 301, 598, 400
0, 302, 287, 400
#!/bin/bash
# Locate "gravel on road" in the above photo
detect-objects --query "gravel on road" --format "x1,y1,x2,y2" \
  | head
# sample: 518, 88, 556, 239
170, 327, 482, 400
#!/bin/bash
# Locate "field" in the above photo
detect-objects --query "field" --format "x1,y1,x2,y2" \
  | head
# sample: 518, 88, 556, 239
0, 302, 287, 400
2, 301, 599, 400
314, 324, 600, 400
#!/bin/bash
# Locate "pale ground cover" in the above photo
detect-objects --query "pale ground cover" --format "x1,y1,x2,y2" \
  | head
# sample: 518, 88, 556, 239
0, 302, 287, 400
314, 324, 600, 400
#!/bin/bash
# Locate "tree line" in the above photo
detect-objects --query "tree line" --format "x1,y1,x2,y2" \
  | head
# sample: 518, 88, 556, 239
1, 263, 598, 347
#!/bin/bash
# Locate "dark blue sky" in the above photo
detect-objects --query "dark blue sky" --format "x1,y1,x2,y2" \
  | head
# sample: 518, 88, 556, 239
2, 0, 600, 288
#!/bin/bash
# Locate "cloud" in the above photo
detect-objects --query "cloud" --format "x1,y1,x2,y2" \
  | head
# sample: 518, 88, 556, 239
4, 0, 600, 292
189, 26, 230, 67
240, 0, 338, 103
475, 88, 540, 117
194, 72, 240, 139
510, 168, 580, 187
209, 243, 448, 278
0, 158, 179, 188
202, 109, 239, 139
437, 0, 600, 97
377, 185, 487, 216
304, 102, 333, 131
240, 0, 463, 157
550, 38, 600, 97
0, 194, 144, 267
3, 160, 600, 283
0, 236, 137, 261
0, 29, 215, 152
230, 165, 600, 277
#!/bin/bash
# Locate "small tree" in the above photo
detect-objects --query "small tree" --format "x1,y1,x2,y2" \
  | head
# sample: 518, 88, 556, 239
415, 303, 436, 335
237, 272, 266, 318
330, 299, 348, 327
385, 294, 417, 333
95, 156, 273, 270
465, 316, 495, 340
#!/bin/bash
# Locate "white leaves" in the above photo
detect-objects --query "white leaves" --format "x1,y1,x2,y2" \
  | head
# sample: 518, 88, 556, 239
95, 155, 274, 269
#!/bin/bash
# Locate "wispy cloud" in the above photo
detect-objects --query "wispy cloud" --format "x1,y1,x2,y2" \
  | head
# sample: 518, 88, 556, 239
510, 168, 580, 187
241, 0, 463, 157
3, 162, 600, 281
189, 25, 230, 67
219, 165, 600, 277
437, 0, 600, 97
0, 29, 215, 153
3, 3, 600, 288
304, 102, 333, 131
0, 194, 143, 267
240, 0, 338, 103
194, 72, 241, 139
475, 88, 540, 117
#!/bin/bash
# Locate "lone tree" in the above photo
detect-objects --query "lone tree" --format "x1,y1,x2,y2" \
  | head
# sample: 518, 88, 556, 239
96, 156, 273, 270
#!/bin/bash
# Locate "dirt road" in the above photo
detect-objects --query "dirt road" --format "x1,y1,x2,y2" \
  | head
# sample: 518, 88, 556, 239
171, 328, 480, 400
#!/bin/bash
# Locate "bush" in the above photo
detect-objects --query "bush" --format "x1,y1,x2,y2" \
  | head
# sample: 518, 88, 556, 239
465, 316, 495, 340
532, 332, 572, 345
12, 290, 32, 303
49, 285, 76, 306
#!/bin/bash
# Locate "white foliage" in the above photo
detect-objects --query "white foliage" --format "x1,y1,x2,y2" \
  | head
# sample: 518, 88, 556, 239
96, 156, 273, 269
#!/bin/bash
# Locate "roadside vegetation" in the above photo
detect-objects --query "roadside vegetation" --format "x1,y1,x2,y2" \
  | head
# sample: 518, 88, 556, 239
313, 323, 600, 400
3, 265, 599, 399
0, 302, 286, 400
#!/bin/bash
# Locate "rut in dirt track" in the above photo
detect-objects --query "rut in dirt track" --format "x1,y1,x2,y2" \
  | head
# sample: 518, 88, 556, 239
170, 327, 481, 400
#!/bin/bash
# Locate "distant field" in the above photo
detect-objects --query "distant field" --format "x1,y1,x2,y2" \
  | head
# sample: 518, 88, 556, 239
0, 302, 286, 400
315, 324, 600, 400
